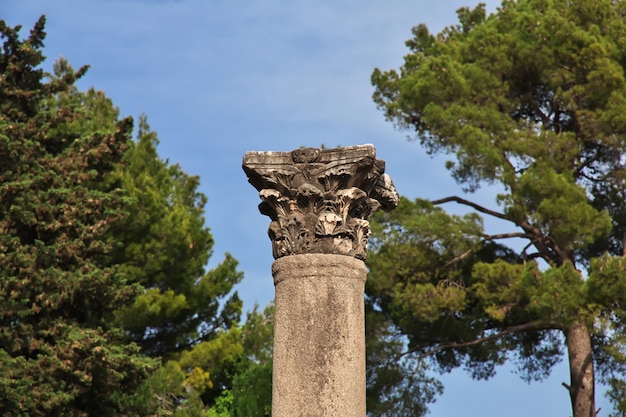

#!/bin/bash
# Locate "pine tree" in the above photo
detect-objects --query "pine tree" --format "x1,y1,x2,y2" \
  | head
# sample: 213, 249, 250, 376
370, 1, 626, 416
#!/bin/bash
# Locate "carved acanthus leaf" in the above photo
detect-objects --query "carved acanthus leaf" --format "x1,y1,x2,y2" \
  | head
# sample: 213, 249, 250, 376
243, 145, 398, 260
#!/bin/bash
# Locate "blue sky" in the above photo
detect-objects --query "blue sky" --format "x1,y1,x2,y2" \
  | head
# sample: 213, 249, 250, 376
3, 1, 612, 415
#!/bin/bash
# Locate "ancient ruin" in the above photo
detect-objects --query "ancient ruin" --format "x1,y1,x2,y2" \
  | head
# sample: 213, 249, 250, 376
243, 144, 398, 416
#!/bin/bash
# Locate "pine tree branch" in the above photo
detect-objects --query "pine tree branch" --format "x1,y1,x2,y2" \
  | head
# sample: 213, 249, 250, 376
403, 320, 557, 360
575, 152, 604, 181
443, 233, 531, 267
528, 95, 550, 127
432, 196, 566, 264
524, 252, 545, 261
483, 232, 533, 240
431, 196, 513, 223
442, 233, 545, 276
443, 248, 473, 267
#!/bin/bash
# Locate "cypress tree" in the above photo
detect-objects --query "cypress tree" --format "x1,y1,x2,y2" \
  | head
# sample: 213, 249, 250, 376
0, 17, 155, 416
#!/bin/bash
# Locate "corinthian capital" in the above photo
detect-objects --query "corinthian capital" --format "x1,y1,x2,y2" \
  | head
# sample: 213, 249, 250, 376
242, 144, 398, 260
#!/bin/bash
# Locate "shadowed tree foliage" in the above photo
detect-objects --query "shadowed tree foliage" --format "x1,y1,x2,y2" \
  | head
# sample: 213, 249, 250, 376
0, 17, 157, 415
370, 1, 626, 416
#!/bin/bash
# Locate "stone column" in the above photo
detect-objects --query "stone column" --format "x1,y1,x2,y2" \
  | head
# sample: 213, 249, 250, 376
243, 145, 398, 417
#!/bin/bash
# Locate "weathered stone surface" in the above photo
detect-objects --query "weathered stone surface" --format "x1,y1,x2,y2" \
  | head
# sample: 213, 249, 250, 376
243, 145, 398, 417
271, 254, 367, 417
242, 145, 398, 260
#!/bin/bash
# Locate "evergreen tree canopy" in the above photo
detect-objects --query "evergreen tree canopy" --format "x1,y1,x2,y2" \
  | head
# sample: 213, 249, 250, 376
45, 60, 244, 363
113, 117, 243, 359
46, 43, 244, 413
0, 17, 156, 415
0, 16, 246, 416
370, 1, 626, 416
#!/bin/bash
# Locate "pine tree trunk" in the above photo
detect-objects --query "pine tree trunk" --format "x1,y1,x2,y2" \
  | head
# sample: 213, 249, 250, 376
565, 322, 596, 417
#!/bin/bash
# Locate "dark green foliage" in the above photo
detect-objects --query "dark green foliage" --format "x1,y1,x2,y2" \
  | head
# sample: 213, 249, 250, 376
370, 1, 626, 416
0, 17, 156, 415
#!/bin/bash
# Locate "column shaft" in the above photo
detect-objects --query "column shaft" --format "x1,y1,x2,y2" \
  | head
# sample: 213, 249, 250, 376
271, 254, 367, 417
